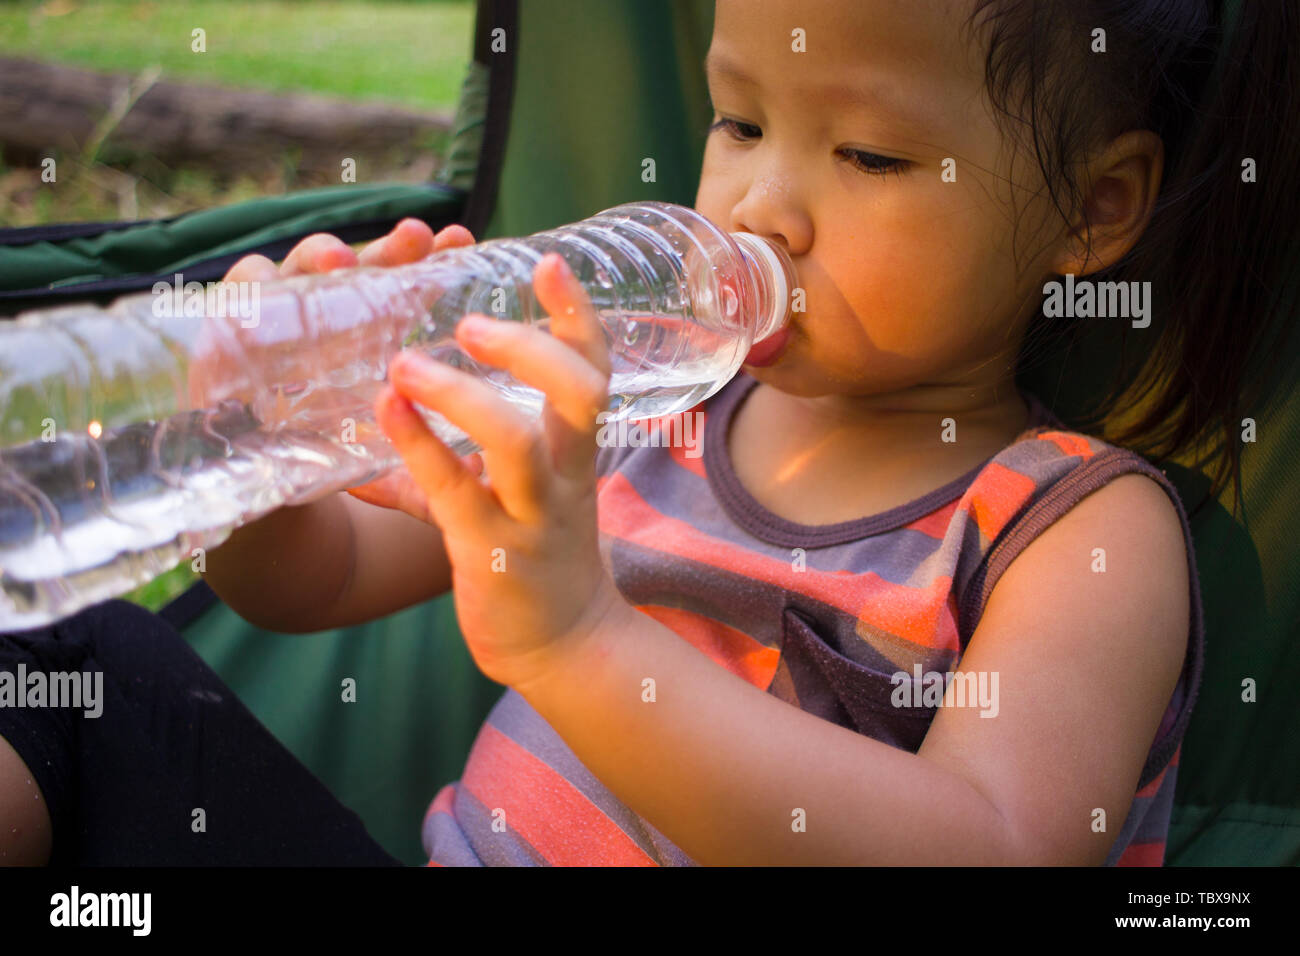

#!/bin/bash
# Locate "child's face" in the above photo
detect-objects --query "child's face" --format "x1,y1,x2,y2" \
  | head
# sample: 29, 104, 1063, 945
696, 0, 1060, 399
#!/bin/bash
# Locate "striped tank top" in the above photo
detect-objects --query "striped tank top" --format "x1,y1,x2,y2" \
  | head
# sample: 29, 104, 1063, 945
422, 372, 1206, 866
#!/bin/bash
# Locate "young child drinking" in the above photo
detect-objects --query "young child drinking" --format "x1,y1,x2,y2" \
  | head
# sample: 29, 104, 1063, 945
2, 0, 1292, 866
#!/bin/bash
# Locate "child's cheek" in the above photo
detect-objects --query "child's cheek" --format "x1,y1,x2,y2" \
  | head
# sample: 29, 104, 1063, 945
815, 222, 1006, 374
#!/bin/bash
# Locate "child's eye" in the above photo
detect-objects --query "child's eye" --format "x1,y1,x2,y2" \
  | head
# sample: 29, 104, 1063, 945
837, 149, 908, 178
708, 117, 762, 141
709, 116, 908, 179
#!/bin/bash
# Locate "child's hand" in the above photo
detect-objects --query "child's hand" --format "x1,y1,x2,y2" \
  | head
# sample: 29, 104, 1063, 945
374, 253, 627, 691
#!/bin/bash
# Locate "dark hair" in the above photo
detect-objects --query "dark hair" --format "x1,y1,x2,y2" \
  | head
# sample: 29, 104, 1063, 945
967, 0, 1300, 519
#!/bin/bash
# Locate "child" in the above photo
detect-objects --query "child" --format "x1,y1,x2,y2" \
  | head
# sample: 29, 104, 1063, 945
2, 0, 1293, 865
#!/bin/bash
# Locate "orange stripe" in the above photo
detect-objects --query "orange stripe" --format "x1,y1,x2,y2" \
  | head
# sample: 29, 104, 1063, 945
598, 473, 956, 650
962, 461, 1037, 542
1039, 430, 1094, 459
636, 604, 779, 689
1115, 841, 1165, 866
906, 497, 962, 540
461, 724, 657, 866
853, 573, 960, 651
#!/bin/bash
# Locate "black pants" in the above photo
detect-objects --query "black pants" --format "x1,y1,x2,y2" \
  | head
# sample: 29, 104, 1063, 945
0, 599, 402, 866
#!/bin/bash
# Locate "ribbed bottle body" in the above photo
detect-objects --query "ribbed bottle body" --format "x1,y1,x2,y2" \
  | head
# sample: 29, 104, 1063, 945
0, 202, 792, 629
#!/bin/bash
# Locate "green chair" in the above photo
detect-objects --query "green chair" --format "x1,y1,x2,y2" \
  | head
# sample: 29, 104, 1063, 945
1, 0, 1295, 865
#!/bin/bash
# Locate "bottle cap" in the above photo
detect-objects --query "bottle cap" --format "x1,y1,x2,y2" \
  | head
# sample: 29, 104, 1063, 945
731, 232, 792, 342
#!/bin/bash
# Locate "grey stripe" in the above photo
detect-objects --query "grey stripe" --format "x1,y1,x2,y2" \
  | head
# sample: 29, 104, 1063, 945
423, 811, 485, 866
452, 783, 551, 866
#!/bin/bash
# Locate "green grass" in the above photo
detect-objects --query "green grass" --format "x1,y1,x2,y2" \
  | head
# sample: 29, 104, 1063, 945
0, 0, 474, 112
121, 562, 200, 612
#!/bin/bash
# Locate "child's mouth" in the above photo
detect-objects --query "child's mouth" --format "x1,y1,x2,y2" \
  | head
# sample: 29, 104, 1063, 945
743, 324, 793, 367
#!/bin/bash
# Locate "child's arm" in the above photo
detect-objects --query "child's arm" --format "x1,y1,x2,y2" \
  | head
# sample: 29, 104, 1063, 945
201, 491, 454, 633
518, 473, 1189, 865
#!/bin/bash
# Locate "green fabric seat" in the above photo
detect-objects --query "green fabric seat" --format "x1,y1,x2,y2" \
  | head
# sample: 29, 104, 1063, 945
1, 0, 1295, 865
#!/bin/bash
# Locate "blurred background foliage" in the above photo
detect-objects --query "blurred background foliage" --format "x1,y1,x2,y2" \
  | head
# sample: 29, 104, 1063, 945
0, 0, 472, 228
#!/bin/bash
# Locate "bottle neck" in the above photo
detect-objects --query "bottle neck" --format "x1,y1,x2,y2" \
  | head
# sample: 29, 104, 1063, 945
731, 233, 794, 342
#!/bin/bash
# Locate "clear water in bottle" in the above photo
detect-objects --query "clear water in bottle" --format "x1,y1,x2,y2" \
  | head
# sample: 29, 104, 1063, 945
0, 201, 793, 630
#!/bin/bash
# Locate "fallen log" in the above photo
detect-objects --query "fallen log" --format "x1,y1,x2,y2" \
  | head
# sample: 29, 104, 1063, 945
0, 56, 452, 176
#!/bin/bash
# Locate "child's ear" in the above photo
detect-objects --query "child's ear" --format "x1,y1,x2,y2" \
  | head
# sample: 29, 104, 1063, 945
1051, 129, 1164, 277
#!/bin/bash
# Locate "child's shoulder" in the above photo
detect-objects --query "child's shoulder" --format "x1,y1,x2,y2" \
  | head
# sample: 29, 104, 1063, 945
956, 389, 1200, 652
969, 387, 1187, 528
956, 390, 1196, 686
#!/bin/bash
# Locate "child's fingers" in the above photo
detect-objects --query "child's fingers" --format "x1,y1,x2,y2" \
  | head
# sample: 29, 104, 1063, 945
347, 454, 485, 522
373, 385, 499, 532
358, 218, 437, 267
387, 348, 550, 522
348, 469, 434, 523
432, 223, 476, 251
460, 451, 485, 478
532, 254, 612, 379
454, 314, 609, 480
355, 221, 475, 316
280, 233, 359, 276
222, 254, 278, 284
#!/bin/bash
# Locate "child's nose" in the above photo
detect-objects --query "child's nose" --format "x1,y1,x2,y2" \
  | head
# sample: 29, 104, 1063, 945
731, 178, 811, 255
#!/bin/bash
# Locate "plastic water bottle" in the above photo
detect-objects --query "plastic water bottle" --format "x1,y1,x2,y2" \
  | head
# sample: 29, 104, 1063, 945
0, 201, 793, 630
